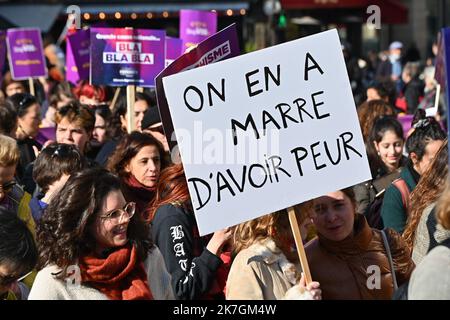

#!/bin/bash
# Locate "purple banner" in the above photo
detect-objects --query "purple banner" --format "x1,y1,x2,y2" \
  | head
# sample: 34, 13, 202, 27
66, 29, 90, 84
90, 27, 165, 87
0, 31, 6, 83
6, 28, 47, 80
180, 9, 217, 52
165, 37, 183, 68
156, 23, 240, 152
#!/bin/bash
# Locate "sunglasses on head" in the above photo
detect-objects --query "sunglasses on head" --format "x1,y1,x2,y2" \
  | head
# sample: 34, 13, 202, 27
0, 181, 16, 192
0, 270, 32, 287
17, 94, 36, 111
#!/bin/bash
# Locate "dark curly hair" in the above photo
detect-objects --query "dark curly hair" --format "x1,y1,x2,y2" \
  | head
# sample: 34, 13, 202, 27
406, 109, 446, 161
36, 168, 152, 278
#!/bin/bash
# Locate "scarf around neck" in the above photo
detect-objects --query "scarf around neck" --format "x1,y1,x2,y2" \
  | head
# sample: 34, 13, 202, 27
122, 175, 156, 215
78, 243, 153, 300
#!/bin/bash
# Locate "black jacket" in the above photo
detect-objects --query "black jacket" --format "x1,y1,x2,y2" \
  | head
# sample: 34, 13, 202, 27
151, 203, 223, 300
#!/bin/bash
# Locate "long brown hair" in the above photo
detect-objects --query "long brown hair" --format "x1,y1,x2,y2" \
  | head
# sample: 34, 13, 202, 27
232, 202, 313, 260
436, 182, 450, 230
148, 163, 191, 222
403, 140, 448, 248
36, 168, 152, 278
107, 131, 168, 178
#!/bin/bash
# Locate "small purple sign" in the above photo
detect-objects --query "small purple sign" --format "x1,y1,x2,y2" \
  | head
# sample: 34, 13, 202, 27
90, 27, 165, 87
180, 9, 217, 52
0, 31, 6, 82
165, 37, 183, 68
6, 28, 47, 80
156, 24, 240, 152
66, 29, 90, 84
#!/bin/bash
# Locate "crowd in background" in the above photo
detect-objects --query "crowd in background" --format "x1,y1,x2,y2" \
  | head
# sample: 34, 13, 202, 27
0, 34, 449, 301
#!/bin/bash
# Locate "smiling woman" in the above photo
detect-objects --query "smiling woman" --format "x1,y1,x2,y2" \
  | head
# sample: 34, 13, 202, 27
29, 168, 174, 300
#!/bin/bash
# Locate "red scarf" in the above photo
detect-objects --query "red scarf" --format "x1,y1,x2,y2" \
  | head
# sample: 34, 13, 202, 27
122, 175, 155, 219
79, 244, 153, 300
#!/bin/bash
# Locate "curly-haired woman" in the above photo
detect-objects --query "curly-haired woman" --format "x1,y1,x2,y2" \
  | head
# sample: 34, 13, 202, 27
28, 168, 174, 300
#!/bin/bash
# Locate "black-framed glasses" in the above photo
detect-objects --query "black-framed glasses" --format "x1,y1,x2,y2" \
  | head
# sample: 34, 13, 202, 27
100, 202, 136, 224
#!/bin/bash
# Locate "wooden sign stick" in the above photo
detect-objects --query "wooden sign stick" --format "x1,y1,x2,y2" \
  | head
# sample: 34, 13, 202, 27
126, 84, 136, 133
287, 206, 312, 285
109, 87, 121, 111
28, 78, 35, 96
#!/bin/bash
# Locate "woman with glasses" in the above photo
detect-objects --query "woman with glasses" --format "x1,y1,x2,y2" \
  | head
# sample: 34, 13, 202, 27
107, 131, 168, 220
29, 168, 174, 300
0, 134, 35, 236
6, 93, 42, 184
0, 207, 37, 300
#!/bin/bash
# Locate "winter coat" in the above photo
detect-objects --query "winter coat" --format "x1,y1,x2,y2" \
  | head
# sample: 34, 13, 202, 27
226, 238, 313, 300
151, 203, 226, 300
381, 164, 418, 233
305, 214, 414, 299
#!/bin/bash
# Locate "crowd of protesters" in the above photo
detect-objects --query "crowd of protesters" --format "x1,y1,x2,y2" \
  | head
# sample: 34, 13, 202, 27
1, 33, 450, 301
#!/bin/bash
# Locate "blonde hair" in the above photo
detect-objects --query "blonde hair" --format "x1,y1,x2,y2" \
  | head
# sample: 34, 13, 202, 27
436, 182, 450, 230
0, 134, 20, 167
232, 202, 313, 255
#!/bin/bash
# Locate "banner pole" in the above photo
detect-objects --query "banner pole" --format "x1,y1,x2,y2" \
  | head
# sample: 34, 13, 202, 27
124, 26, 136, 134
28, 78, 35, 96
109, 87, 121, 111
287, 206, 312, 285
126, 84, 136, 133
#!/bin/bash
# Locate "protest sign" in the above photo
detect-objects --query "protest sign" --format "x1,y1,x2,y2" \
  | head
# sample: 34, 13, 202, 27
155, 23, 240, 153
165, 37, 183, 67
163, 29, 371, 236
66, 29, 90, 84
90, 27, 165, 87
180, 9, 217, 51
6, 28, 47, 80
0, 31, 6, 82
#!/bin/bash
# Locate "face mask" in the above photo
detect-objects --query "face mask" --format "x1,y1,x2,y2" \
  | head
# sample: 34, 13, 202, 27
389, 53, 400, 62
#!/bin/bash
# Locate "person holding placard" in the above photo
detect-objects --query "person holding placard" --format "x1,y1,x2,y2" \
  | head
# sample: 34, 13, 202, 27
226, 206, 321, 300
306, 187, 415, 299
73, 80, 107, 107
107, 131, 168, 219
149, 164, 232, 300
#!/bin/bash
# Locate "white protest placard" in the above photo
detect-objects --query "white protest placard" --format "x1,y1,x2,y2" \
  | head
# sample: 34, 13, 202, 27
163, 29, 371, 236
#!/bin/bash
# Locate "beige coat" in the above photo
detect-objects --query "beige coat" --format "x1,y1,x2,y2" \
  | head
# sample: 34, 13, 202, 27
226, 238, 312, 300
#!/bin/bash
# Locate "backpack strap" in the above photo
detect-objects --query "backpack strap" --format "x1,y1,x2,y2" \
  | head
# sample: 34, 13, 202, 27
392, 178, 410, 213
381, 229, 398, 291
